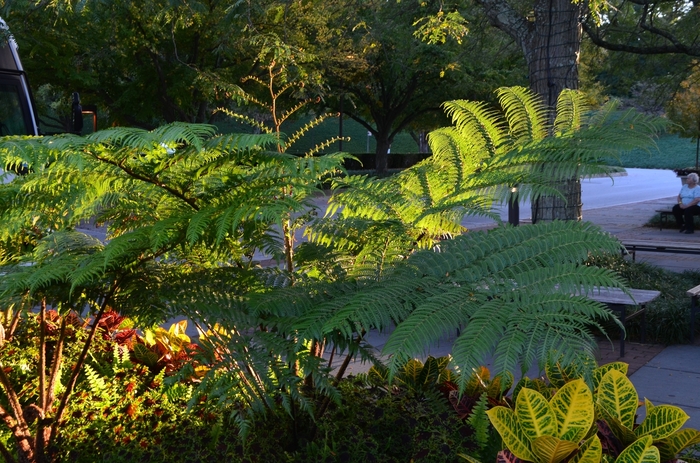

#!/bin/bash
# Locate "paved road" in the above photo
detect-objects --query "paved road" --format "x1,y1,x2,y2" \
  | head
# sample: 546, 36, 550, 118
463, 168, 679, 229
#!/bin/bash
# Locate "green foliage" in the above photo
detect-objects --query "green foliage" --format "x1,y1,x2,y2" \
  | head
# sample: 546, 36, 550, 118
303, 375, 477, 463
0, 86, 666, 450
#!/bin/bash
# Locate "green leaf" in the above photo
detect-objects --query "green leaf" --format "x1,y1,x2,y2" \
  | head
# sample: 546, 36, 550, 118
592, 362, 629, 391
532, 435, 578, 463
597, 369, 638, 430
634, 404, 689, 440
613, 435, 659, 463
133, 343, 159, 368
569, 435, 603, 463
549, 379, 595, 442
486, 406, 537, 462
656, 428, 700, 461
516, 388, 558, 440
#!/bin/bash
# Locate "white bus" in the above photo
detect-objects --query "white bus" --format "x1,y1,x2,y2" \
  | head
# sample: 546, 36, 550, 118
0, 17, 40, 136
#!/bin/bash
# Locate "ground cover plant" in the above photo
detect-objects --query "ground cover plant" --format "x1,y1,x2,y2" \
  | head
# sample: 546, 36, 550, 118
0, 86, 664, 462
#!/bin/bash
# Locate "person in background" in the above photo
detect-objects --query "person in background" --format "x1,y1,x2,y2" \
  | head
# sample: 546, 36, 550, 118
673, 172, 700, 234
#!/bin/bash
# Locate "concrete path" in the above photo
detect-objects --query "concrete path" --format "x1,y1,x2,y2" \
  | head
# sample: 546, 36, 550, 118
630, 346, 700, 429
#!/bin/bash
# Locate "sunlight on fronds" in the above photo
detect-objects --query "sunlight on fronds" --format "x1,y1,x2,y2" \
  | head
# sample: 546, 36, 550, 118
496, 86, 549, 143
216, 109, 273, 134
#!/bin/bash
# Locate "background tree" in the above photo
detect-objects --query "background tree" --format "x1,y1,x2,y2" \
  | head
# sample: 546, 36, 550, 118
466, 0, 699, 221
1, 0, 252, 128
312, 0, 522, 173
666, 62, 700, 169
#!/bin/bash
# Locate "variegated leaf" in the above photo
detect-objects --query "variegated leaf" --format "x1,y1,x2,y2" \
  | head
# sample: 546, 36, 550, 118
597, 370, 638, 430
598, 405, 637, 447
487, 371, 515, 399
592, 362, 628, 392
545, 359, 580, 389
568, 435, 602, 463
464, 366, 491, 396
417, 356, 444, 386
614, 435, 659, 463
550, 379, 594, 442
513, 377, 552, 402
458, 453, 484, 463
516, 388, 557, 440
532, 435, 578, 463
634, 404, 689, 440
487, 406, 537, 462
656, 428, 700, 461
402, 359, 423, 382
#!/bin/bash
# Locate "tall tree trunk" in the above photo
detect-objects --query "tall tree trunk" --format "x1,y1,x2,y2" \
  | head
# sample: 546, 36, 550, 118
375, 136, 391, 174
527, 0, 582, 222
475, 0, 583, 222
526, 0, 581, 108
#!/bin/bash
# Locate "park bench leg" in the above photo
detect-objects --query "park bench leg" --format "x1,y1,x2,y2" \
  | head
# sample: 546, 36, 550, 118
610, 303, 626, 357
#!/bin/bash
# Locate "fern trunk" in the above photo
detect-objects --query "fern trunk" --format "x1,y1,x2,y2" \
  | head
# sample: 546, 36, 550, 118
531, 177, 582, 222
477, 0, 582, 221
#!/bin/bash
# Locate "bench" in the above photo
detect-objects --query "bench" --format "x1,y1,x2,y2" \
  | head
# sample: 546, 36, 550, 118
583, 287, 660, 357
686, 285, 700, 342
620, 239, 700, 262
655, 209, 674, 231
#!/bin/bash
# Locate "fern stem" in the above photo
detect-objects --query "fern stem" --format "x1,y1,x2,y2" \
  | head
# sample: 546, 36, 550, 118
5, 301, 24, 342
46, 317, 67, 408
316, 340, 358, 421
92, 154, 199, 211
0, 365, 33, 462
49, 286, 116, 446
38, 300, 46, 413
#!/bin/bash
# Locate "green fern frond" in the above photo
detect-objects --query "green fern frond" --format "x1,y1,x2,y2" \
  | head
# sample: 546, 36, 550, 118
82, 364, 107, 395
554, 89, 589, 134
285, 112, 340, 148
439, 100, 507, 158
305, 138, 349, 158
496, 86, 549, 143
150, 122, 217, 152
277, 98, 317, 128
216, 109, 273, 134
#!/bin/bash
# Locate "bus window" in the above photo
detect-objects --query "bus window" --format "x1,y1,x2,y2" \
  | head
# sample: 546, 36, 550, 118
0, 80, 29, 135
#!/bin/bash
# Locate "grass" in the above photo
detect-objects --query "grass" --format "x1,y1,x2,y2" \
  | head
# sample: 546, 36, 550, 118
609, 134, 699, 170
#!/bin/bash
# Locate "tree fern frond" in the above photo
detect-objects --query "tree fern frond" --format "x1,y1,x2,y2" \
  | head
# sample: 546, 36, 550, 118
496, 86, 549, 143
439, 100, 507, 158
216, 109, 273, 134
554, 89, 589, 135
285, 112, 340, 148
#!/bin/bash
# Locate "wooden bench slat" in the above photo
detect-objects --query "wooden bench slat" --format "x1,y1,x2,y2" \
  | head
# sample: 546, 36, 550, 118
687, 284, 700, 297
587, 287, 660, 305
